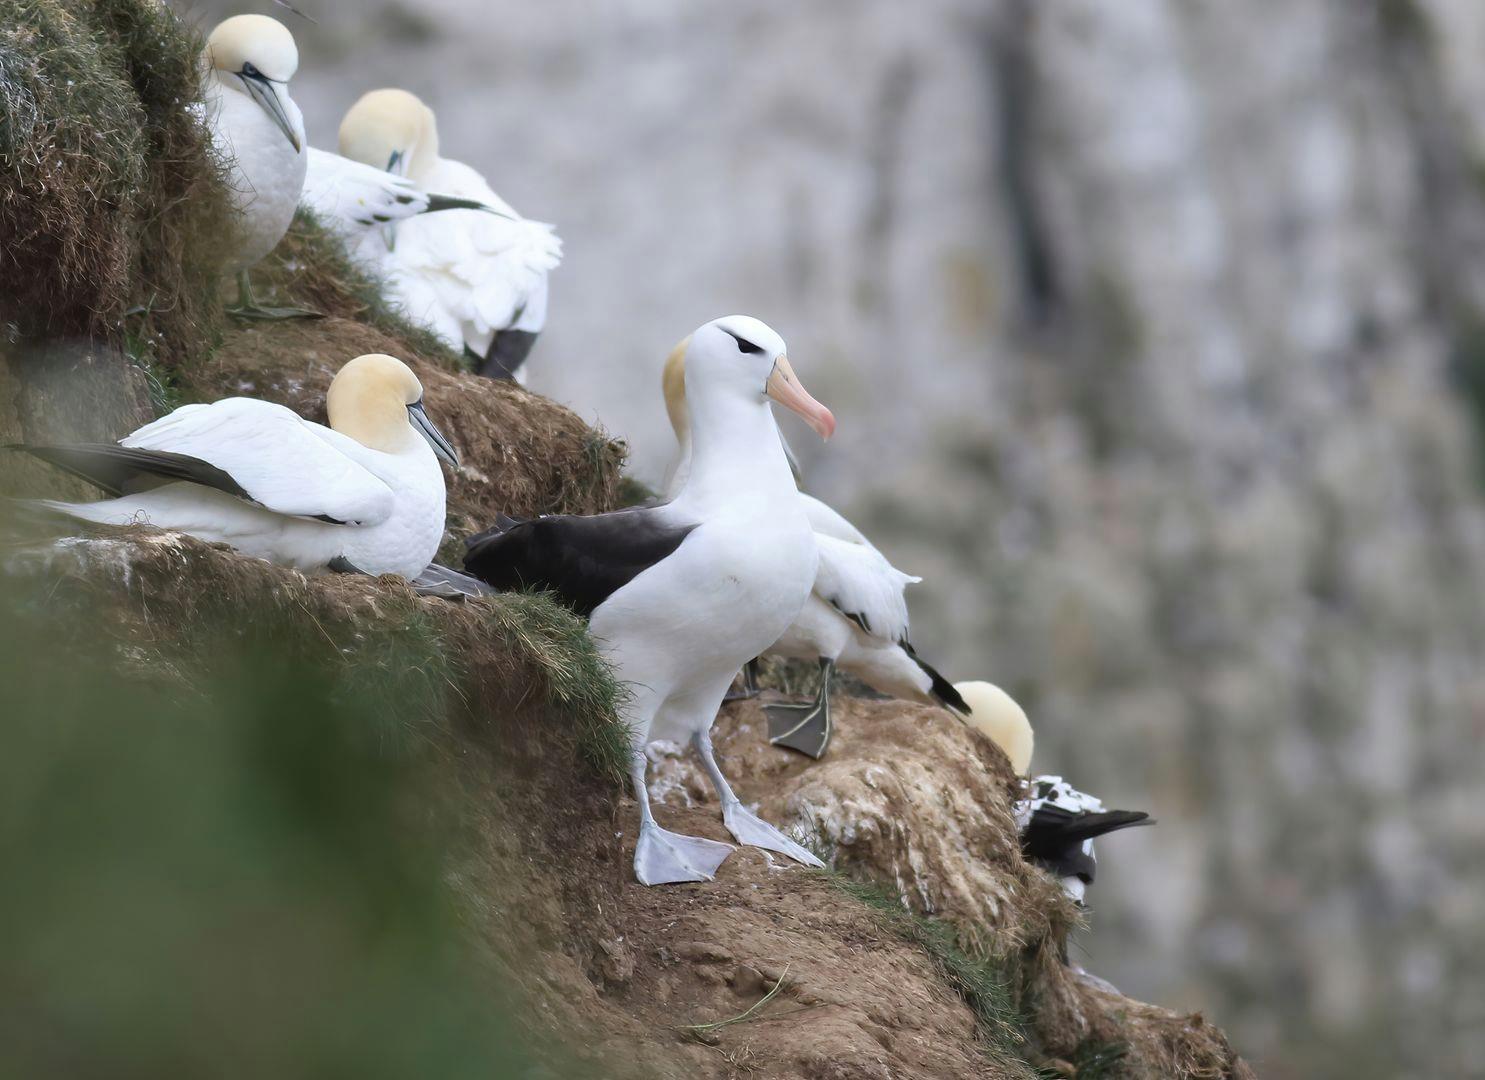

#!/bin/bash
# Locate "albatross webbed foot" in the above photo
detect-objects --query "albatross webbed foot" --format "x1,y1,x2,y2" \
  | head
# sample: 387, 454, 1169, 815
765, 658, 833, 759
634, 821, 734, 886
721, 801, 824, 868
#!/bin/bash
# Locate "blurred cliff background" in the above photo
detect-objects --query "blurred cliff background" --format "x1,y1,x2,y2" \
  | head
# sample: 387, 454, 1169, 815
181, 1, 1485, 1074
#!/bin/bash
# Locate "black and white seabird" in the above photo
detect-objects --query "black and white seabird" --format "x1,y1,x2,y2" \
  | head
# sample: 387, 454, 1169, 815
464, 316, 834, 885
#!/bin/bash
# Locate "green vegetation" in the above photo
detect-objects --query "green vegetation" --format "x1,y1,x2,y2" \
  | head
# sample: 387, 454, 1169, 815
0, 0, 232, 364
830, 876, 1039, 1077
0, 576, 562, 1079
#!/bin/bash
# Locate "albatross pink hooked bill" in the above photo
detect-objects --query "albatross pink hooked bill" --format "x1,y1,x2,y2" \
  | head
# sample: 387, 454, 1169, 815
464, 316, 834, 885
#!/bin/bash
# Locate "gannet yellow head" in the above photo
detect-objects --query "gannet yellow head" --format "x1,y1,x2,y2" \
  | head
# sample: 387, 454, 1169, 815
339, 88, 440, 183
206, 15, 301, 152
686, 316, 835, 440
326, 354, 459, 466
954, 681, 1034, 775
661, 335, 692, 442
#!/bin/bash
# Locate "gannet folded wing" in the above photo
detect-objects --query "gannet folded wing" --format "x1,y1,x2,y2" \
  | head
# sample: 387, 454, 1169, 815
117, 398, 395, 525
302, 146, 427, 228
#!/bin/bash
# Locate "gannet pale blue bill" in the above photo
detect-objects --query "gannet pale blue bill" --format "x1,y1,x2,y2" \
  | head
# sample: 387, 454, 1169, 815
10, 354, 457, 581
464, 317, 835, 885
203, 15, 317, 320
335, 88, 563, 384
664, 343, 966, 759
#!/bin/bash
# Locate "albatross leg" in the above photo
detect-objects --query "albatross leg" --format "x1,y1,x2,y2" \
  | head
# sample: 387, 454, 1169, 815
227, 269, 323, 321
693, 728, 824, 869
630, 750, 733, 886
764, 657, 834, 759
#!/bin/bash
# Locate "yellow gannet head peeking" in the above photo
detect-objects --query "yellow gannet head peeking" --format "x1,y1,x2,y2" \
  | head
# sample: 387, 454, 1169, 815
206, 15, 302, 152
662, 335, 692, 443
686, 317, 835, 440
326, 354, 459, 466
338, 88, 440, 183
953, 680, 1034, 775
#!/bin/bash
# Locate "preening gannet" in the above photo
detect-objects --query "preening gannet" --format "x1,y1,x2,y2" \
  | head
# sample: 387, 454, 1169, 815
11, 354, 457, 581
664, 342, 966, 759
336, 88, 563, 383
954, 680, 1152, 907
464, 317, 835, 885
203, 15, 314, 320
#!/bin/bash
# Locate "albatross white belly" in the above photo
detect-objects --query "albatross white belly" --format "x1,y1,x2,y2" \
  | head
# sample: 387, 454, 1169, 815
593, 501, 819, 747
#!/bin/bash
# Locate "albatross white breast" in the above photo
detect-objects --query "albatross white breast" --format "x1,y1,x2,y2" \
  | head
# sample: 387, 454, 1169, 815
664, 341, 967, 759
11, 354, 458, 582
464, 316, 835, 885
334, 88, 562, 384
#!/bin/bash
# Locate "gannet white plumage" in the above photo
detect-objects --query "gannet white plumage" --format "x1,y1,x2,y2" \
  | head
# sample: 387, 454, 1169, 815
954, 680, 1152, 907
464, 317, 835, 884
664, 341, 966, 758
335, 88, 563, 383
203, 15, 315, 320
11, 354, 457, 581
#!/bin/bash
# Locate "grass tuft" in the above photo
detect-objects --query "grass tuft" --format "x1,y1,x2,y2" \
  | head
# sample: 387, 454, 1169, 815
830, 876, 1039, 1076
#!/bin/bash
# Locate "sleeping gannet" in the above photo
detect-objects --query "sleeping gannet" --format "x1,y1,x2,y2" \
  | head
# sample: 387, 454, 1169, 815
464, 317, 834, 884
10, 354, 457, 581
203, 15, 315, 320
335, 88, 563, 383
665, 342, 966, 759
954, 681, 1152, 907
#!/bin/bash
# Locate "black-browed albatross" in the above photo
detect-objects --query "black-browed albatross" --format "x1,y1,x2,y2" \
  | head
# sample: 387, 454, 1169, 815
465, 316, 834, 884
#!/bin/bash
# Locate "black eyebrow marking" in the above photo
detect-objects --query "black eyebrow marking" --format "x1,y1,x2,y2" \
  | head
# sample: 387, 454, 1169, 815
721, 327, 764, 354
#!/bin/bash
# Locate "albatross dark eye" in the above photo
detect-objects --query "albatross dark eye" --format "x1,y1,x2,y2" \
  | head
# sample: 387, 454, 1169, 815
723, 329, 763, 355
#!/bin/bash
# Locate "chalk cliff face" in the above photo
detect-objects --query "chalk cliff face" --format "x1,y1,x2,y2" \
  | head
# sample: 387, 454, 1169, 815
193, 0, 1485, 1071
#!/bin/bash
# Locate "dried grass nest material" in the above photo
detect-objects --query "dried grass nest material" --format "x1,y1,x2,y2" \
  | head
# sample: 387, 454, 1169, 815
0, 0, 233, 363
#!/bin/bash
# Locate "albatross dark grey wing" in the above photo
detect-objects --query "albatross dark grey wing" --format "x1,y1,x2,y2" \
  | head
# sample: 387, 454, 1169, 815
463, 509, 697, 617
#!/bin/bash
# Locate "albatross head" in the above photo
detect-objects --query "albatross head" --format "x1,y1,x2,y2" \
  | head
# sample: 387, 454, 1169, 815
686, 317, 835, 440
339, 88, 439, 182
327, 354, 459, 467
206, 15, 302, 152
953, 680, 1034, 775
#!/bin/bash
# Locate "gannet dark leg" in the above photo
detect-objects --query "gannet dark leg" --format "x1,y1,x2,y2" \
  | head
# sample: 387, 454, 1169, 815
693, 728, 823, 868
630, 750, 733, 885
765, 657, 834, 759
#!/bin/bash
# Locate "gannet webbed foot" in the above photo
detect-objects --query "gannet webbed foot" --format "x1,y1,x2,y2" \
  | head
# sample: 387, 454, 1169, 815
723, 658, 762, 703
227, 270, 323, 322
634, 821, 734, 886
721, 801, 824, 868
765, 657, 833, 758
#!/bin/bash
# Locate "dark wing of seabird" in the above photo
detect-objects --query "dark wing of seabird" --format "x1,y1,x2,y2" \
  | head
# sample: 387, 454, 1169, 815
463, 508, 697, 617
7, 443, 254, 501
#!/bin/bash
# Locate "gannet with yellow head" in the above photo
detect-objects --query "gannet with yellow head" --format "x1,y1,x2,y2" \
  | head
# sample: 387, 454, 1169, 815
335, 88, 563, 384
12, 354, 458, 581
952, 680, 1153, 908
465, 316, 834, 884
663, 342, 966, 759
202, 14, 318, 319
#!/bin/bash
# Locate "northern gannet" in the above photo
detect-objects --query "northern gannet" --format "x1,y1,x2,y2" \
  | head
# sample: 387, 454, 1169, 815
665, 342, 966, 758
464, 317, 834, 884
203, 15, 314, 320
11, 354, 457, 581
954, 681, 1152, 907
335, 88, 562, 383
